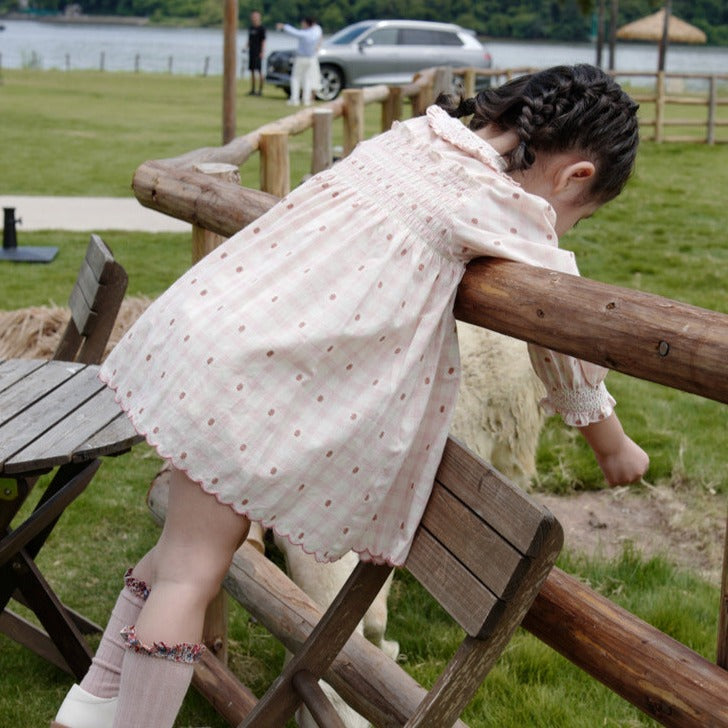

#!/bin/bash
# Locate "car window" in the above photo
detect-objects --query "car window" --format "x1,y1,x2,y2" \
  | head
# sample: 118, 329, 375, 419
327, 23, 374, 45
398, 29, 464, 46
365, 28, 398, 46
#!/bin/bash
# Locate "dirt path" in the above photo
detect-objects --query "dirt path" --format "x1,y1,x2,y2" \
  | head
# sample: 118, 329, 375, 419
538, 485, 726, 584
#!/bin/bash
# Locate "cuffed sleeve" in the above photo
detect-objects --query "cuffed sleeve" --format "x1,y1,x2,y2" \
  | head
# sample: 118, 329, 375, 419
527, 345, 615, 426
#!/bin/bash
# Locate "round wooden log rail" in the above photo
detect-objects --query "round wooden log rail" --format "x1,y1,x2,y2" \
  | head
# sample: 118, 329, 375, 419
131, 169, 728, 406
455, 258, 728, 405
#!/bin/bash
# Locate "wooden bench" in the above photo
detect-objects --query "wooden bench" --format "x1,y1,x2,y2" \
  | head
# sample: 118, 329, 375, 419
0, 235, 130, 676
148, 435, 562, 726
234, 436, 562, 726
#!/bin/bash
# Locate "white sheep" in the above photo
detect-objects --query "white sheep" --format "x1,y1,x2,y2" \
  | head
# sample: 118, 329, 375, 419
450, 321, 546, 489
268, 322, 546, 727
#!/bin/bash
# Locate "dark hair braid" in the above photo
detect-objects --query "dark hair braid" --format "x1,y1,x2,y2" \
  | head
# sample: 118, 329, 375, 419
437, 64, 640, 204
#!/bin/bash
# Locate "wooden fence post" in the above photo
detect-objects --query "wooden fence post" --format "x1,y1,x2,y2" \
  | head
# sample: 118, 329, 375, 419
191, 162, 241, 264
260, 130, 290, 196
433, 66, 453, 99
342, 89, 365, 156
718, 512, 728, 669
463, 67, 476, 99
311, 108, 333, 173
382, 86, 403, 131
655, 70, 666, 143
222, 0, 238, 145
707, 75, 717, 145
412, 76, 433, 117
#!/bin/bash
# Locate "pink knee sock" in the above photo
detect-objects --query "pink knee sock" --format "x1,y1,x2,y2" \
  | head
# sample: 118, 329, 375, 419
79, 569, 150, 699
112, 625, 204, 728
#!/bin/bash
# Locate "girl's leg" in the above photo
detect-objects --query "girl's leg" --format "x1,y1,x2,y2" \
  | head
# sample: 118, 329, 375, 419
112, 467, 249, 728
52, 569, 150, 727
53, 469, 249, 728
78, 568, 150, 698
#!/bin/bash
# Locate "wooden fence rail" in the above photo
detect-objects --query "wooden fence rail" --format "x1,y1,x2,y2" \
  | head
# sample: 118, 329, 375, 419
130, 71, 728, 726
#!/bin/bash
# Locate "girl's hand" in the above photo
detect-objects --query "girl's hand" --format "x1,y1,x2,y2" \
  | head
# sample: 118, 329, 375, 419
593, 434, 649, 486
578, 414, 649, 486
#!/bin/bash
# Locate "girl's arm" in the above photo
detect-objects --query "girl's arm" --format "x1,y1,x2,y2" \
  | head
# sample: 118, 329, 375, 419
577, 413, 649, 486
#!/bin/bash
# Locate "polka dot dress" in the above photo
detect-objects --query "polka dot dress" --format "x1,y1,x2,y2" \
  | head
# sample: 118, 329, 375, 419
100, 106, 613, 566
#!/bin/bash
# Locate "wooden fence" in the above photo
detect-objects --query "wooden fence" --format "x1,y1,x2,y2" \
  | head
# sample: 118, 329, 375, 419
467, 67, 728, 144
131, 67, 728, 726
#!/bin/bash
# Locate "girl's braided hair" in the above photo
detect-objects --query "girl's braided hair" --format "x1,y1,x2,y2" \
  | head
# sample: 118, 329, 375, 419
437, 64, 640, 204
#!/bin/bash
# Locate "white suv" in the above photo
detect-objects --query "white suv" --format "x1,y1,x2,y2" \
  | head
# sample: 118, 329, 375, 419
266, 19, 493, 101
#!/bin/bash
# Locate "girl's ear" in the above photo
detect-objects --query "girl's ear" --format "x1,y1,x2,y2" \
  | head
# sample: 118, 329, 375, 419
554, 160, 596, 194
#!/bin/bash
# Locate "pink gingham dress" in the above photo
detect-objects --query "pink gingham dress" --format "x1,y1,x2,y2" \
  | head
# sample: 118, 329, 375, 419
100, 106, 614, 566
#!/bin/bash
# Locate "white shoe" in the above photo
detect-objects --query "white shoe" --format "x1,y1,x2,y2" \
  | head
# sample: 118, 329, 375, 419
52, 684, 117, 728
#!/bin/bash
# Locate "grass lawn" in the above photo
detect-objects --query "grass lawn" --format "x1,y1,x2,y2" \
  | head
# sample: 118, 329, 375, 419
0, 69, 726, 727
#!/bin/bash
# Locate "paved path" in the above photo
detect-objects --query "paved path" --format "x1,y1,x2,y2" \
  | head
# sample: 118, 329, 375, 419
0, 196, 189, 233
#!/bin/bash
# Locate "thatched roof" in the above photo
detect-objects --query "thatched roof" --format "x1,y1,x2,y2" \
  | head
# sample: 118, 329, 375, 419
617, 9, 707, 44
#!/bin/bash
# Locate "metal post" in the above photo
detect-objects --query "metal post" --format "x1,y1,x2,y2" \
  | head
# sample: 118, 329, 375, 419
3, 208, 18, 250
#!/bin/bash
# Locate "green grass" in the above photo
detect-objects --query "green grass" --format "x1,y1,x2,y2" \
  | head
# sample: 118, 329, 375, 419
0, 69, 726, 727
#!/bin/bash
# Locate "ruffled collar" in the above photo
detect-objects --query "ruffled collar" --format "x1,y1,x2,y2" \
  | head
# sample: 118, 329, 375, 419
426, 104, 508, 175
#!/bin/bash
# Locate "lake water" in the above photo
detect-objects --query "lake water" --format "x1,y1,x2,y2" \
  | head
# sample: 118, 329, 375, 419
1, 17, 727, 78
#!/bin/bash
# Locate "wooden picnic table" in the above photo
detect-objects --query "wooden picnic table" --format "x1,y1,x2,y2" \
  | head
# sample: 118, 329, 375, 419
0, 358, 142, 678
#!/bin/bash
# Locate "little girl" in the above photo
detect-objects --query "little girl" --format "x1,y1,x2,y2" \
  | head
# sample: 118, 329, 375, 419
53, 64, 649, 728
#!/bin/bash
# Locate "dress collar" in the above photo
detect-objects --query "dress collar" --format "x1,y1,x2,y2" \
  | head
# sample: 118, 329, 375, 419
426, 105, 508, 174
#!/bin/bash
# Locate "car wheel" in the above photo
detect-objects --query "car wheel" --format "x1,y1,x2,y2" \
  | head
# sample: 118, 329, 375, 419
316, 65, 344, 101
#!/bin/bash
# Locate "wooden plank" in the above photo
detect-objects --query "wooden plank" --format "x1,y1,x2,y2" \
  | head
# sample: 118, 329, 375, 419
435, 438, 549, 556
0, 462, 98, 566
406, 636, 513, 727
0, 362, 85, 433
0, 609, 72, 675
0, 359, 46, 395
241, 561, 393, 726
75, 409, 141, 461
75, 258, 127, 365
12, 549, 93, 679
68, 276, 96, 337
419, 484, 527, 600
0, 366, 101, 469
11, 590, 102, 635
5, 387, 123, 472
84, 234, 114, 282
192, 650, 258, 725
406, 527, 501, 637
75, 258, 101, 309
293, 670, 348, 728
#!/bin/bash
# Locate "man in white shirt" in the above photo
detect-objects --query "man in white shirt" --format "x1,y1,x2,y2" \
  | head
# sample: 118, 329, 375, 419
277, 16, 322, 106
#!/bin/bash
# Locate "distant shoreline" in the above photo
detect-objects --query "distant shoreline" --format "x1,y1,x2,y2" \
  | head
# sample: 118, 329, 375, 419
1, 12, 149, 26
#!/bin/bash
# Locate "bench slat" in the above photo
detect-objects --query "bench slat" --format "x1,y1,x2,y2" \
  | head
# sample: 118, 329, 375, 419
419, 484, 527, 600
436, 438, 554, 557
406, 525, 502, 638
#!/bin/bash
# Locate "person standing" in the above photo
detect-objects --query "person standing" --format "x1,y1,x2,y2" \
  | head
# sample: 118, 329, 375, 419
245, 10, 266, 96
276, 16, 322, 106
